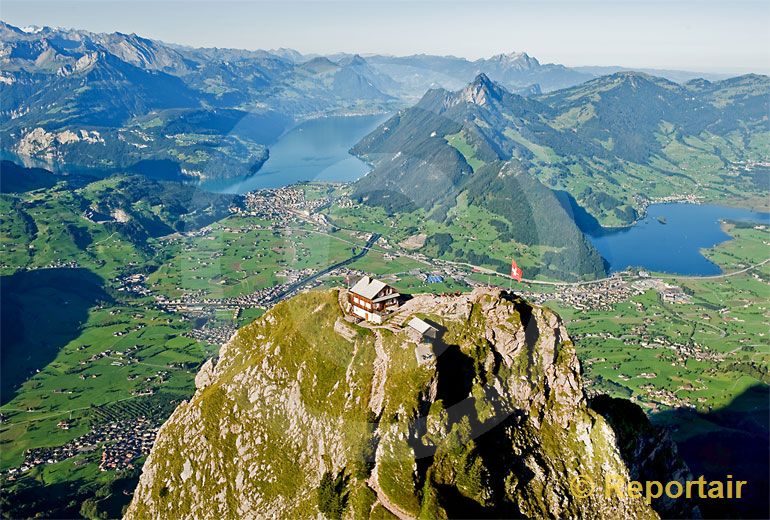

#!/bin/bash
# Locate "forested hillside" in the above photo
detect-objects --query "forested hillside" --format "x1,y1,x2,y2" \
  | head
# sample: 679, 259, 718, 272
356, 72, 769, 225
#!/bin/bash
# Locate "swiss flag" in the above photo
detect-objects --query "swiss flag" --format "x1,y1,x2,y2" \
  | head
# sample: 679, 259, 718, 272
510, 259, 523, 282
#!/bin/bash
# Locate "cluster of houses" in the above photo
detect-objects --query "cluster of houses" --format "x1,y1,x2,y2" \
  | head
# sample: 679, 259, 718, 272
237, 186, 331, 225
522, 273, 692, 312
153, 267, 317, 317
98, 417, 157, 471
115, 272, 152, 297
7, 416, 158, 478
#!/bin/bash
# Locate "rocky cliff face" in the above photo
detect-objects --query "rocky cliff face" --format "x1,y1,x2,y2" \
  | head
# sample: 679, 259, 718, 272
126, 288, 696, 519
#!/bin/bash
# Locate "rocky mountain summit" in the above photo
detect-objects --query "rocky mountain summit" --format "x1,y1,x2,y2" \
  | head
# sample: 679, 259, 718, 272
457, 73, 507, 107
126, 288, 696, 519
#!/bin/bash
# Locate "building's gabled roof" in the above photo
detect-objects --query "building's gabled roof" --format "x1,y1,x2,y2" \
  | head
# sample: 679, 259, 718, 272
408, 317, 436, 336
350, 276, 388, 300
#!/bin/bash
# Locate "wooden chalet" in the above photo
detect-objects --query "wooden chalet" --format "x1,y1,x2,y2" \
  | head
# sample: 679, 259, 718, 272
348, 276, 400, 323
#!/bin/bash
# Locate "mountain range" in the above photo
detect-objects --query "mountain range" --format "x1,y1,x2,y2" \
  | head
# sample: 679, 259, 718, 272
4, 21, 760, 183
0, 22, 397, 179
3, 21, 767, 281
352, 71, 770, 234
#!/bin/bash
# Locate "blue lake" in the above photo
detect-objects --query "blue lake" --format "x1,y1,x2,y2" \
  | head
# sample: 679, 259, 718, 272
588, 203, 770, 275
201, 114, 388, 194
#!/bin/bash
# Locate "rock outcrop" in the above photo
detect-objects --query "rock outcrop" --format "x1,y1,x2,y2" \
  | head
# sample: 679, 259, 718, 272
16, 127, 105, 162
126, 288, 697, 519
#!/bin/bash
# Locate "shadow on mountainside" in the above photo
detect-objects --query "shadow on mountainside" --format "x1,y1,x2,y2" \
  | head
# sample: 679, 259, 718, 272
0, 464, 141, 519
430, 322, 475, 423
412, 300, 537, 519
553, 189, 605, 235
0, 474, 89, 519
0, 161, 59, 193
652, 384, 770, 519
0, 268, 112, 405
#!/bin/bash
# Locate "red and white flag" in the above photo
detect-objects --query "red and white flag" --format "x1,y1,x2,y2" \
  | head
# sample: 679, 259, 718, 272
510, 258, 523, 282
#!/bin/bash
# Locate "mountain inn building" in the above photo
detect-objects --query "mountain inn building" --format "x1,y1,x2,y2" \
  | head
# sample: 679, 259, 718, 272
348, 276, 400, 323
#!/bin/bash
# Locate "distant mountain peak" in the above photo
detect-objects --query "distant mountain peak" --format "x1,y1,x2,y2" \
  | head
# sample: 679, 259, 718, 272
611, 70, 652, 80
471, 72, 493, 87
349, 54, 367, 65
267, 48, 304, 63
336, 53, 369, 68
602, 70, 687, 93
460, 73, 506, 106
487, 51, 540, 70
300, 56, 339, 74
563, 70, 677, 95
21, 25, 46, 34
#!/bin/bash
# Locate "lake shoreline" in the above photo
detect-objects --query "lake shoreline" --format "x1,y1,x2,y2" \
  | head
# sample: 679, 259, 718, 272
199, 113, 389, 194
588, 202, 770, 276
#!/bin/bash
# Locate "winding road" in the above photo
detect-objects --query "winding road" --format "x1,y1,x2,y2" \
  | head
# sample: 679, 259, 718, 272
442, 257, 770, 287
674, 257, 770, 280
266, 232, 381, 304
280, 223, 769, 289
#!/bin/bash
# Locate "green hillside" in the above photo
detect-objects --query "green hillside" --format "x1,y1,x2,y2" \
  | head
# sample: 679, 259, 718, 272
0, 164, 242, 517
353, 72, 770, 231
351, 75, 608, 281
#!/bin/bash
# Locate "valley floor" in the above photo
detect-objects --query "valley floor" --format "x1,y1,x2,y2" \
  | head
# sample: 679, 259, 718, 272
1, 181, 767, 518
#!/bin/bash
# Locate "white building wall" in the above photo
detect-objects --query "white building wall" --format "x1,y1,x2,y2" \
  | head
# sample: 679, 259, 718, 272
351, 305, 382, 324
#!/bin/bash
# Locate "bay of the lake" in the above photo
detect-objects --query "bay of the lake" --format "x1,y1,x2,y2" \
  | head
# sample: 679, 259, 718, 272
201, 114, 388, 194
588, 203, 770, 275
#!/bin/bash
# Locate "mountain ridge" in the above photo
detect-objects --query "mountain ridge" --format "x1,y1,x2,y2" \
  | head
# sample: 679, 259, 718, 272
125, 287, 698, 519
352, 71, 770, 229
3, 20, 765, 184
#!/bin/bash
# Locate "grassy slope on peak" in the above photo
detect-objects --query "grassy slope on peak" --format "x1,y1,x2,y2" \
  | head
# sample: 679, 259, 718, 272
127, 289, 380, 518
128, 288, 690, 519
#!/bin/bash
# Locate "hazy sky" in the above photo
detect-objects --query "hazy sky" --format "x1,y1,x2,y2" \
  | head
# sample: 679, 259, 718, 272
3, 0, 768, 73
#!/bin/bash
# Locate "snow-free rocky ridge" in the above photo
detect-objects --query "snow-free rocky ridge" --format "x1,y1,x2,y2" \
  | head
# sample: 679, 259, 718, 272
126, 287, 697, 519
